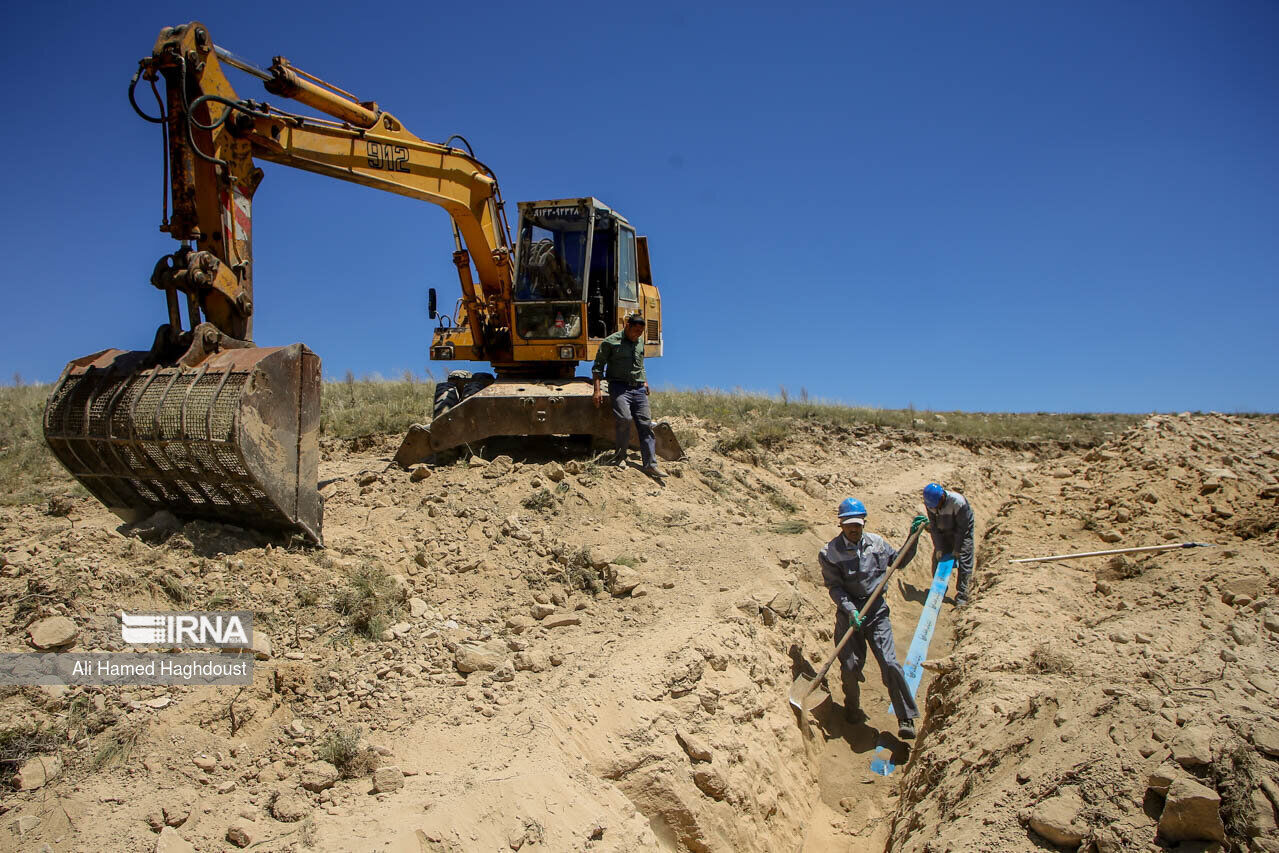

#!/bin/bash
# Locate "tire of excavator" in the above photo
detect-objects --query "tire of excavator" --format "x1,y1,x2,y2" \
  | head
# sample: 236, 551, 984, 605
433, 383, 461, 418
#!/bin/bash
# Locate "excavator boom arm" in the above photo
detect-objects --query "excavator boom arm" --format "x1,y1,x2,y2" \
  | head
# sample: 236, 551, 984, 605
146, 21, 511, 352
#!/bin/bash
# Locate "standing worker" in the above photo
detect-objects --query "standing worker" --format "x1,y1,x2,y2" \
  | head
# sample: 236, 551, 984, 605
818, 498, 927, 739
922, 482, 976, 607
592, 312, 663, 478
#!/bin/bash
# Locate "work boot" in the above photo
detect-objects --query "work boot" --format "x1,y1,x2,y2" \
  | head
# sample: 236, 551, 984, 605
898, 718, 917, 740
843, 704, 867, 725
953, 596, 969, 608
609, 450, 628, 467
640, 463, 665, 479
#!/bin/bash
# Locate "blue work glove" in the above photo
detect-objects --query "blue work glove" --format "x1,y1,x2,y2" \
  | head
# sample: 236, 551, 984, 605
840, 599, 863, 628
911, 514, 929, 534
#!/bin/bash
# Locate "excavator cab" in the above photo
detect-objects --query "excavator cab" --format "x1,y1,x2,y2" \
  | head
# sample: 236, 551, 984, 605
511, 198, 646, 344
395, 197, 680, 468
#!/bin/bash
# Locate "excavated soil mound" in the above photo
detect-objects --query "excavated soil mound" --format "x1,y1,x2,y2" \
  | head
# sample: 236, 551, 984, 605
0, 414, 1274, 853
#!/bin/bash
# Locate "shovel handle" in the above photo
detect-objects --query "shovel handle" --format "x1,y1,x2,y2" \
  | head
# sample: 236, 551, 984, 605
810, 527, 923, 686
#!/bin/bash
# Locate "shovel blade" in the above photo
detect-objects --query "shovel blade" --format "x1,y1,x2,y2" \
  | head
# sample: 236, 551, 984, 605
787, 674, 830, 712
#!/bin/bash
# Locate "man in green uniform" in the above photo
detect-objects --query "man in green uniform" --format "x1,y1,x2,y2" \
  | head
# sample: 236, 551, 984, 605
591, 313, 661, 477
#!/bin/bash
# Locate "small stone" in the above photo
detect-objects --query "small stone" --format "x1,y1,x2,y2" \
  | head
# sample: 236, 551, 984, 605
1171, 726, 1214, 768
692, 768, 728, 801
1028, 790, 1087, 847
1158, 776, 1226, 843
767, 587, 803, 618
1251, 724, 1279, 757
1221, 578, 1262, 603
409, 597, 429, 618
1109, 631, 1131, 644
631, 585, 649, 598
299, 760, 339, 792
1098, 530, 1123, 544
513, 650, 551, 672
27, 616, 78, 650
192, 754, 217, 772
1095, 580, 1113, 595
483, 455, 513, 479
10, 814, 39, 836
1049, 468, 1073, 479
455, 644, 504, 673
606, 564, 641, 596
1151, 767, 1176, 803
409, 465, 432, 482
564, 460, 582, 475
226, 822, 256, 848
155, 826, 197, 853
530, 603, 557, 620
1247, 786, 1278, 837
371, 766, 405, 793
545, 463, 566, 483
541, 614, 581, 629
163, 805, 189, 827
675, 729, 713, 763
216, 780, 237, 794
1230, 622, 1256, 646
1264, 613, 1279, 633
506, 615, 535, 634
271, 793, 310, 822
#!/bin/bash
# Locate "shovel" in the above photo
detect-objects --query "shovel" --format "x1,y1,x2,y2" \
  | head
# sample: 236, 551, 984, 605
788, 527, 924, 714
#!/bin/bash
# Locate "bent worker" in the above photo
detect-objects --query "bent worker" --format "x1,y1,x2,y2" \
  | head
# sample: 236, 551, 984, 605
591, 312, 662, 478
922, 482, 976, 607
818, 498, 926, 739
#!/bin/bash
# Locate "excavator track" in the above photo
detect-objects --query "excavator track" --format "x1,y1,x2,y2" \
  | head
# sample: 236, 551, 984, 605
44, 344, 322, 544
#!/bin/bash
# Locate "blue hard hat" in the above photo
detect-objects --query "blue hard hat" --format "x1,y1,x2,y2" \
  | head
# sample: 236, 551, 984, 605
837, 497, 867, 521
923, 483, 945, 508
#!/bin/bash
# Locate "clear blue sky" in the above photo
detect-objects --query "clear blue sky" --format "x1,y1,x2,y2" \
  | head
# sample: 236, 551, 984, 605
2, 1, 1276, 412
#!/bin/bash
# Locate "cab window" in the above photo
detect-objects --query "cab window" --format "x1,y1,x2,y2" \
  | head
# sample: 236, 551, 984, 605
515, 207, 588, 301
618, 226, 638, 303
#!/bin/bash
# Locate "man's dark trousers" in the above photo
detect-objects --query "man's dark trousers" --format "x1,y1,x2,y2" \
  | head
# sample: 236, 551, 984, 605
608, 381, 656, 467
834, 604, 919, 721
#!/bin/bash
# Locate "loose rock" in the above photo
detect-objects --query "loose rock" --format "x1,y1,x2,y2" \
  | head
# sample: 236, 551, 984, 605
371, 765, 405, 793
299, 760, 339, 792
1158, 776, 1226, 843
12, 754, 61, 790
27, 616, 78, 650
675, 729, 713, 763
1027, 790, 1087, 848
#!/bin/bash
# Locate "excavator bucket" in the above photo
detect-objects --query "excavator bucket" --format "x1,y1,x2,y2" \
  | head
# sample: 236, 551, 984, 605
44, 344, 323, 544
394, 378, 684, 468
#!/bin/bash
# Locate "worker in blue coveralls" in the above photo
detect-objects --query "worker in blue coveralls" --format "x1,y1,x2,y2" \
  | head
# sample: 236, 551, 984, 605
922, 482, 976, 607
818, 498, 928, 739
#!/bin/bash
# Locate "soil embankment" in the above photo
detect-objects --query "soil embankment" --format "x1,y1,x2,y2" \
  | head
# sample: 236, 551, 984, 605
0, 414, 1275, 852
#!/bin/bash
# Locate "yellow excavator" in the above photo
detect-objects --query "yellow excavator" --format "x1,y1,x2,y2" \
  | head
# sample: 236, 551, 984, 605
42, 22, 681, 546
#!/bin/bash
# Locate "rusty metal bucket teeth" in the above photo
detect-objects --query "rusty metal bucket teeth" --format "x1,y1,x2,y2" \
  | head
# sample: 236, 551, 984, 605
44, 344, 322, 544
394, 377, 684, 468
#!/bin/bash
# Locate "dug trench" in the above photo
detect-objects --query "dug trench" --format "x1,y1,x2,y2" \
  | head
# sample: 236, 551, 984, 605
0, 413, 1275, 852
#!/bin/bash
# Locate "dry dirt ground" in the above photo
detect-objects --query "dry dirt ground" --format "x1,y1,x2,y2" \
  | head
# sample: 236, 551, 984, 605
0, 413, 1275, 853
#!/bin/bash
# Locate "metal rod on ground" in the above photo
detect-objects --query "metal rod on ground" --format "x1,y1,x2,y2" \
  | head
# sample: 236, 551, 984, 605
1009, 542, 1216, 564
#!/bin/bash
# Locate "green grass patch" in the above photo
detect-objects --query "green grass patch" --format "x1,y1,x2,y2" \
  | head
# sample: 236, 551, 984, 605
653, 388, 1146, 446
333, 565, 402, 640
770, 519, 811, 535
317, 725, 380, 778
